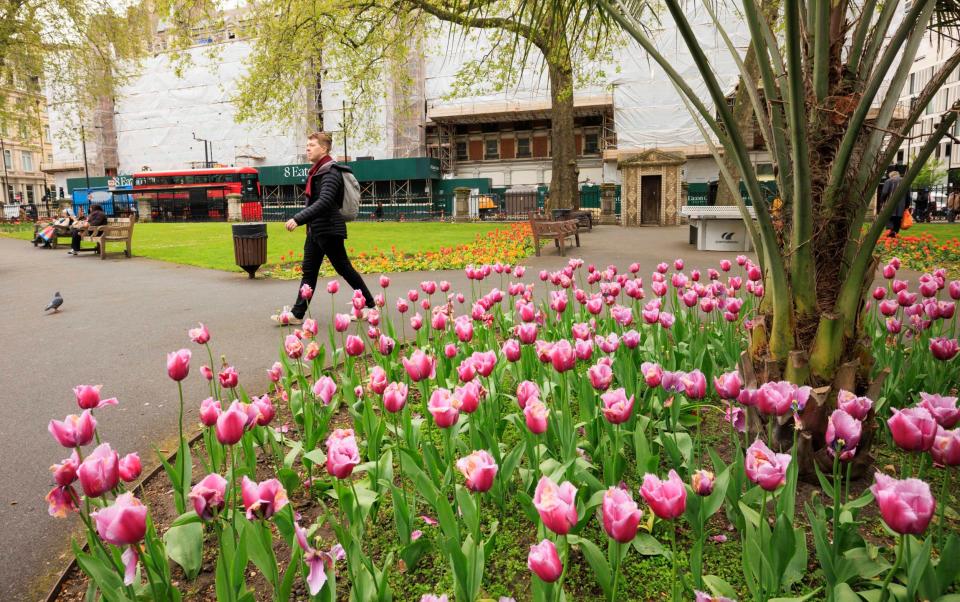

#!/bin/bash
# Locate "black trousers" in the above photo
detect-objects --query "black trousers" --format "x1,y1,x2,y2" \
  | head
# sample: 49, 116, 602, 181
71, 232, 82, 251
292, 233, 374, 318
886, 215, 903, 237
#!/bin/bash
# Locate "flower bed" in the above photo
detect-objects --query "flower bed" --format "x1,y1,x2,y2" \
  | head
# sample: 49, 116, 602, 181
265, 224, 535, 280
877, 231, 960, 278
45, 256, 960, 601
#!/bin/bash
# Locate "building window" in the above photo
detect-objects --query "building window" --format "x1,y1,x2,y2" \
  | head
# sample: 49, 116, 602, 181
27, 185, 35, 203
2, 149, 11, 170
21, 151, 33, 172
455, 140, 468, 161
897, 150, 905, 163
583, 132, 600, 154
516, 137, 531, 158
484, 138, 499, 160
6, 185, 13, 203
44, 126, 51, 143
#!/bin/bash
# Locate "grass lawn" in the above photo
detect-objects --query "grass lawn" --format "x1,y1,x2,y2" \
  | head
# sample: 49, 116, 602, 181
901, 221, 960, 238
0, 222, 515, 273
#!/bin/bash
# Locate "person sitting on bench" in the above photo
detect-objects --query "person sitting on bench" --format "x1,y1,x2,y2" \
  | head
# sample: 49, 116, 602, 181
68, 204, 107, 255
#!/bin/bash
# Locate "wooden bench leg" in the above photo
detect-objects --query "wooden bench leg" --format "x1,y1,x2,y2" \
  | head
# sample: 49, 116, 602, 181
559, 236, 566, 256
534, 235, 541, 256
100, 238, 106, 260
125, 239, 131, 258
575, 233, 580, 248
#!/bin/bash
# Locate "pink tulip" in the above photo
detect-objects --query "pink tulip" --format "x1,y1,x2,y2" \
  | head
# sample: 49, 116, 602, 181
534, 476, 579, 534
251, 395, 275, 426
621, 330, 641, 349
695, 592, 735, 602
200, 365, 214, 380
375, 334, 395, 356
527, 539, 563, 582
501, 338, 521, 363
73, 385, 118, 411
836, 390, 873, 421
313, 376, 337, 405
713, 372, 742, 400
724, 403, 746, 433
949, 280, 960, 300
301, 318, 318, 338
91, 492, 147, 547
524, 399, 549, 434
456, 450, 498, 493
118, 453, 142, 482
457, 360, 477, 383
329, 313, 349, 333
691, 469, 715, 496
756, 381, 812, 416
872, 287, 886, 300
50, 451, 80, 487
639, 469, 687, 519
888, 407, 938, 451
870, 472, 935, 535
550, 340, 576, 373
343, 335, 363, 357
267, 362, 283, 383
166, 349, 191, 381
516, 381, 540, 409
403, 349, 436, 382
919, 393, 960, 428
681, 370, 707, 399
826, 409, 862, 460
190, 473, 227, 520
78, 443, 120, 497
49, 410, 97, 448
745, 440, 791, 491
588, 363, 614, 391
428, 388, 460, 428
470, 351, 497, 377
517, 322, 538, 344
299, 283, 313, 300
444, 343, 458, 359
326, 280, 339, 294
882, 264, 897, 279
241, 476, 289, 520
326, 429, 361, 479
46, 485, 80, 517
930, 337, 960, 361
602, 486, 643, 542
641, 362, 663, 387
366, 366, 388, 396
931, 426, 960, 466
215, 402, 248, 445
454, 381, 482, 414
188, 322, 210, 344
284, 335, 304, 359
383, 382, 408, 413
218, 366, 239, 389
600, 388, 634, 424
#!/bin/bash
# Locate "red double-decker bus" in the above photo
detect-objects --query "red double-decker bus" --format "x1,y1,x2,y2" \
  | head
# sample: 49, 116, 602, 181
131, 167, 261, 221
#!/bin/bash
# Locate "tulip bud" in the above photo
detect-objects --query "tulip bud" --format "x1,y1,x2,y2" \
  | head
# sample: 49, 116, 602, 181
691, 469, 715, 496
119, 453, 142, 482
166, 349, 192, 381
527, 539, 563, 582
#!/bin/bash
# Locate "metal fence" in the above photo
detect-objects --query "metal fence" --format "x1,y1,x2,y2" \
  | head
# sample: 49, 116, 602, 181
893, 184, 959, 223
261, 195, 444, 222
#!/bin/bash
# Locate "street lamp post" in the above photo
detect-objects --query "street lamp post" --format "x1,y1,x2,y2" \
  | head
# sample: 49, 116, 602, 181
0, 137, 9, 204
81, 125, 90, 190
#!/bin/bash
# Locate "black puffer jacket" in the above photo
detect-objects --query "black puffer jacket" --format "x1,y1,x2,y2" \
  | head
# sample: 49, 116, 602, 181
293, 162, 350, 238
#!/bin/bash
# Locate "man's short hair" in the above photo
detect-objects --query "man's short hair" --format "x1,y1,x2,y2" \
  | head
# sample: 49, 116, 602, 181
308, 131, 333, 150
888, 170, 901, 178
90, 204, 103, 211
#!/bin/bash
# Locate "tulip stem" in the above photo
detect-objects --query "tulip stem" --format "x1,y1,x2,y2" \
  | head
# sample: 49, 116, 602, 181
759, 488, 768, 602
229, 445, 239, 548
831, 452, 842, 564
936, 469, 952, 549
878, 536, 905, 602
176, 381, 186, 514
140, 542, 162, 602
206, 343, 220, 401
391, 410, 411, 528
610, 539, 622, 602
669, 522, 679, 602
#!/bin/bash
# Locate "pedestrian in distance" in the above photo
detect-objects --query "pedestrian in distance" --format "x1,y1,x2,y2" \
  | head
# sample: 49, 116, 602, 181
272, 131, 375, 325
880, 170, 906, 238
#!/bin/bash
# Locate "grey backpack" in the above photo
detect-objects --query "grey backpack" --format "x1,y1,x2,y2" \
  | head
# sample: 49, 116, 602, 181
331, 164, 360, 222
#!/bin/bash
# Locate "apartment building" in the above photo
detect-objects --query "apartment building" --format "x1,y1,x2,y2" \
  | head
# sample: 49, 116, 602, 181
1, 73, 55, 205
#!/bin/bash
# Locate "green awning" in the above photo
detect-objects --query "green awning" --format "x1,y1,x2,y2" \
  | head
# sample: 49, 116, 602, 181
258, 157, 441, 186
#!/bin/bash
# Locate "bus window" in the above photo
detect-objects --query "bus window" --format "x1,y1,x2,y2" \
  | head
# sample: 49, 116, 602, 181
196, 175, 209, 184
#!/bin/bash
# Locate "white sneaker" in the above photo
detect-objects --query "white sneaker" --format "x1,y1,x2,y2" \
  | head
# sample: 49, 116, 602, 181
270, 306, 303, 326
66, 250, 77, 255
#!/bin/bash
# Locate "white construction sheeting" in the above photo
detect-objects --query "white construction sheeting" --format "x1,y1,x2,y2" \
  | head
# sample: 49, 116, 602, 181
113, 40, 306, 173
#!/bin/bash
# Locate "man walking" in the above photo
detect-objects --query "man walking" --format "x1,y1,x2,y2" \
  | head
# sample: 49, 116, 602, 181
880, 170, 906, 238
272, 132, 374, 325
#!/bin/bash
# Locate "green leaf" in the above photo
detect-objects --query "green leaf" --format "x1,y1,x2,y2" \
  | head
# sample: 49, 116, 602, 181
768, 590, 822, 602
632, 533, 667, 556
283, 441, 303, 469
303, 448, 325, 466
567, 534, 613, 597
245, 520, 279, 589
907, 536, 933, 602
163, 522, 204, 580
169, 510, 201, 528
72, 541, 130, 602
702, 574, 738, 599
936, 534, 960, 593
400, 538, 432, 571
833, 583, 862, 602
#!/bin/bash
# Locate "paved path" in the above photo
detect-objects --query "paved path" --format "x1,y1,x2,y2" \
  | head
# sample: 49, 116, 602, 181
0, 225, 752, 600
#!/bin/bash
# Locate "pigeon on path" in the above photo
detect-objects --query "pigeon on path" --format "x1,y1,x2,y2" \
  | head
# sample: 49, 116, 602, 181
45, 292, 63, 313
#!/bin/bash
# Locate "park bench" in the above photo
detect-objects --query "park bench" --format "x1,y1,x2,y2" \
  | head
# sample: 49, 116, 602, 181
76, 216, 137, 259
551, 208, 594, 232
529, 212, 580, 257
680, 205, 756, 252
